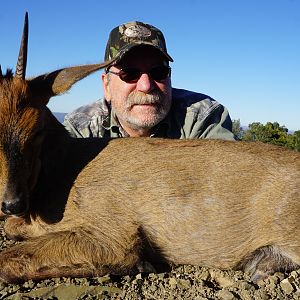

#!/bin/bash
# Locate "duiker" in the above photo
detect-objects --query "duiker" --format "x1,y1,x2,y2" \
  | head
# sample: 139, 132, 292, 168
0, 13, 299, 284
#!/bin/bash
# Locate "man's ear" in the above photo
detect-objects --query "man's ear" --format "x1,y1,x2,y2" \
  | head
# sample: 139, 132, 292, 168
102, 73, 112, 102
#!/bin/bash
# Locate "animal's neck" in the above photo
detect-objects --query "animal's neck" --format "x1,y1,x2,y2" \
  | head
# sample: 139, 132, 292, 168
30, 114, 109, 223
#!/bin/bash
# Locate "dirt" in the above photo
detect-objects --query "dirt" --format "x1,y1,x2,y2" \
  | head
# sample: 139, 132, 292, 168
1, 220, 300, 300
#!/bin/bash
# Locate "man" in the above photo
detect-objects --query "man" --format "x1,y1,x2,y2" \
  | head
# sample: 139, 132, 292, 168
64, 21, 235, 140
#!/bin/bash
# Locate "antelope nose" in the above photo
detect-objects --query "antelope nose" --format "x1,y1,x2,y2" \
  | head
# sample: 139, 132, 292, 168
1, 199, 27, 216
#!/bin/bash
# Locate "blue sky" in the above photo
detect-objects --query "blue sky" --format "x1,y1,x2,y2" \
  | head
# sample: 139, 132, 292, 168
1, 0, 299, 130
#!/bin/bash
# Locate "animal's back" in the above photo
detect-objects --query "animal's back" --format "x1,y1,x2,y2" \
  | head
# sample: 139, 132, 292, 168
69, 138, 300, 269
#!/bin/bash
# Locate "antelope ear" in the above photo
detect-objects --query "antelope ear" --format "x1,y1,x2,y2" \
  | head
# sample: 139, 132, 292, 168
28, 61, 112, 105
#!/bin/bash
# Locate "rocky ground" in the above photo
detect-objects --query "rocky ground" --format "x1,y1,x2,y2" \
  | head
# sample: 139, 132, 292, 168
1, 220, 300, 300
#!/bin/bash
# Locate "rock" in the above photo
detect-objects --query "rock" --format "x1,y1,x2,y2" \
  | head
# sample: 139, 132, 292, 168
197, 269, 210, 281
237, 280, 255, 291
169, 277, 177, 286
280, 278, 294, 294
178, 278, 192, 289
210, 270, 235, 288
216, 290, 237, 300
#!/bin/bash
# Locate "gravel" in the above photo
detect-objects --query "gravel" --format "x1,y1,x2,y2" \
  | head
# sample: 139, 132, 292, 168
1, 220, 300, 300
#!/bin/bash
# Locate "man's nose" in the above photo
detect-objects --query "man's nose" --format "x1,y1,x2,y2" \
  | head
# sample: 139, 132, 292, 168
136, 73, 154, 93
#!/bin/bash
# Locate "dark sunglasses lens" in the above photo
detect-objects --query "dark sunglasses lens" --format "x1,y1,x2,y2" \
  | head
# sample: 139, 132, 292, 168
118, 66, 170, 83
119, 68, 141, 83
150, 66, 170, 81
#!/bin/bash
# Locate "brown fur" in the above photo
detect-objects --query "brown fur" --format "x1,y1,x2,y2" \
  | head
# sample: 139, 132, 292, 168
0, 63, 300, 284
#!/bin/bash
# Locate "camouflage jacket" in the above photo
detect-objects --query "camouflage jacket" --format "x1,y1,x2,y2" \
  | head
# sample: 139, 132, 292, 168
63, 88, 235, 140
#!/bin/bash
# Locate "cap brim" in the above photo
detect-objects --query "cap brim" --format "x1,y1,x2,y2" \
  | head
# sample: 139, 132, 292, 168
109, 42, 173, 66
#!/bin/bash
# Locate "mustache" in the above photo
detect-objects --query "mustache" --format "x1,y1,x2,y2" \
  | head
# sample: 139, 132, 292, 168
126, 90, 164, 108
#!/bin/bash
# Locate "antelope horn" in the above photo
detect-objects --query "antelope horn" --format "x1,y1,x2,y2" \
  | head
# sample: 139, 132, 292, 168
0, 65, 2, 77
15, 12, 29, 79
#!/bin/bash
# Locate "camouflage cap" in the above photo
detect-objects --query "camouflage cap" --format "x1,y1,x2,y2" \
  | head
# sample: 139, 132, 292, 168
104, 21, 173, 65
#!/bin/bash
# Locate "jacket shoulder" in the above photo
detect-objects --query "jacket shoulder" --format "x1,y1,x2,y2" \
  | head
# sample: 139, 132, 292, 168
64, 99, 108, 127
171, 88, 221, 114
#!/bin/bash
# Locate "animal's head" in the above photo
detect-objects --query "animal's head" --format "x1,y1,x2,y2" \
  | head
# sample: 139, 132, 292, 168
0, 13, 111, 216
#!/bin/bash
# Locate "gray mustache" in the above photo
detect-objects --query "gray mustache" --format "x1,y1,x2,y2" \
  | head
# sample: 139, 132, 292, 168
126, 91, 163, 108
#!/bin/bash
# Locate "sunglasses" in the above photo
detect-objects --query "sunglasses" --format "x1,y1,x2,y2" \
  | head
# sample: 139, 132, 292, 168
106, 65, 171, 83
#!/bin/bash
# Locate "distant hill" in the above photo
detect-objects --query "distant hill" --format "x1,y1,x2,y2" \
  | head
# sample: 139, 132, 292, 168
53, 112, 67, 123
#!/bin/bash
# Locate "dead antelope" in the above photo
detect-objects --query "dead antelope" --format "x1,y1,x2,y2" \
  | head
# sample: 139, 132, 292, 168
0, 13, 299, 284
